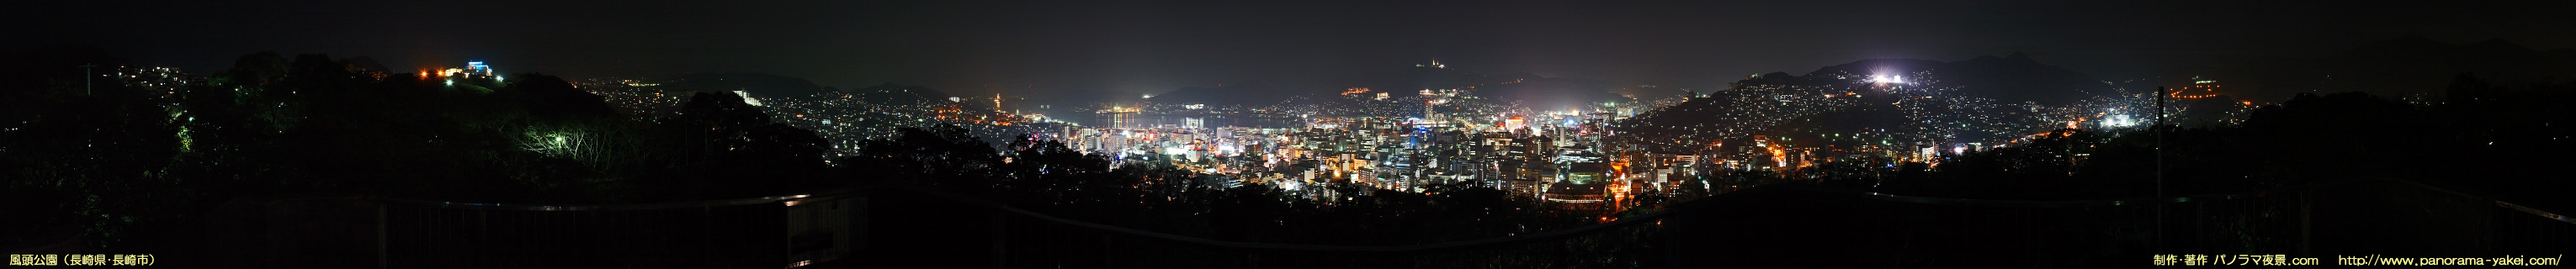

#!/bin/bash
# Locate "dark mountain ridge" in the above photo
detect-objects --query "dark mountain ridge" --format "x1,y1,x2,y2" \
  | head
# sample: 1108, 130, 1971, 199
1152, 65, 1628, 111
1751, 52, 2111, 104
2214, 35, 2576, 101
661, 72, 830, 98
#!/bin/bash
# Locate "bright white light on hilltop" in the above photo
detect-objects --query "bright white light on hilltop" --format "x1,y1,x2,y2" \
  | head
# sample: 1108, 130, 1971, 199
1873, 75, 1907, 84
736, 91, 764, 106
2107, 114, 2136, 127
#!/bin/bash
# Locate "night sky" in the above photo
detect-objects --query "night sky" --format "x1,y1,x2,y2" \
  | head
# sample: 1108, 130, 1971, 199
12, 0, 2572, 103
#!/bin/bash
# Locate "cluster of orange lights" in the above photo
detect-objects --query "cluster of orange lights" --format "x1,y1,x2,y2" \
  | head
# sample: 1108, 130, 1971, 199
2170, 83, 2258, 105
1767, 145, 1787, 167
415, 68, 470, 78
2170, 84, 2224, 99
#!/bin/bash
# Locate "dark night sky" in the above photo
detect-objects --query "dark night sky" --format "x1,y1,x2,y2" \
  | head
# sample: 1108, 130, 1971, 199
11, 0, 2573, 103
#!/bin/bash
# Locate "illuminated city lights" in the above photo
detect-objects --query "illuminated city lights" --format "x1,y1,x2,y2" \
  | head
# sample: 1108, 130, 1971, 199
13, 3, 2564, 267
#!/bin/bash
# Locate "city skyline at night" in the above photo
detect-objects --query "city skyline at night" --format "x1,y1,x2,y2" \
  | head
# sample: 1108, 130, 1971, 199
6, 1, 2574, 268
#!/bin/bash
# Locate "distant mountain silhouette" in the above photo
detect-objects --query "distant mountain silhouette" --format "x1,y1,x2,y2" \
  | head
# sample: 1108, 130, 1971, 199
2214, 35, 2576, 101
342, 56, 390, 75
1615, 53, 2107, 150
1152, 64, 1628, 110
845, 83, 951, 105
649, 72, 953, 107
1142, 82, 1293, 108
2549, 48, 2576, 59
661, 72, 829, 98
1745, 52, 2111, 104
1475, 76, 1627, 109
